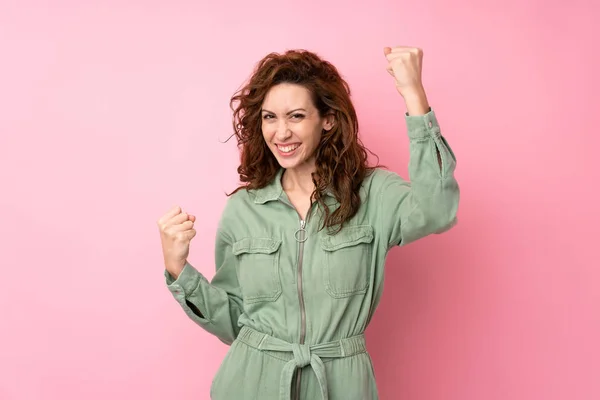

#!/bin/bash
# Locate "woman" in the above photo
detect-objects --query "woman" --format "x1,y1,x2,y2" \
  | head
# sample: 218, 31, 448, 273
157, 46, 459, 400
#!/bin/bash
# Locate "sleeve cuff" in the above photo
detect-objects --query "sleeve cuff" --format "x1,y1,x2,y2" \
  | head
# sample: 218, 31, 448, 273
405, 107, 440, 140
164, 261, 205, 298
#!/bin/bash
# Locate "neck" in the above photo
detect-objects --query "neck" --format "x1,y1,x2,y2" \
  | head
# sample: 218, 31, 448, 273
281, 164, 316, 196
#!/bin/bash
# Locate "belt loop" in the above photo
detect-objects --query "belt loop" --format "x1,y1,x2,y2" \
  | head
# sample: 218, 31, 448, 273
339, 339, 346, 357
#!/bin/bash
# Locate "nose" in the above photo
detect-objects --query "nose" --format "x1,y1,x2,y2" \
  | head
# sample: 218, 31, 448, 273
275, 120, 292, 141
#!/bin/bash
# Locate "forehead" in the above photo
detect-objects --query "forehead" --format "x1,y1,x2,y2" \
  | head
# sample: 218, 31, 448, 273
261, 83, 314, 112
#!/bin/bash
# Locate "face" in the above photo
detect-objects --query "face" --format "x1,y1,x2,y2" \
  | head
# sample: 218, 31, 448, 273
261, 83, 334, 172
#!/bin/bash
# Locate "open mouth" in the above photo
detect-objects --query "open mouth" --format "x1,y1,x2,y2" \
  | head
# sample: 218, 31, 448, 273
276, 143, 300, 156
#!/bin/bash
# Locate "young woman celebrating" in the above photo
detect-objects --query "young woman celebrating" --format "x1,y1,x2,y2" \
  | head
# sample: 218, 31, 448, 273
157, 45, 459, 400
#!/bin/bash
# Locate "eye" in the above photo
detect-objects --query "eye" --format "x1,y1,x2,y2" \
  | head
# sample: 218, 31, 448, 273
291, 113, 305, 119
262, 114, 274, 120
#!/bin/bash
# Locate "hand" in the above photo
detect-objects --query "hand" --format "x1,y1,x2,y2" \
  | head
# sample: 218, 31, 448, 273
157, 205, 197, 279
383, 46, 425, 98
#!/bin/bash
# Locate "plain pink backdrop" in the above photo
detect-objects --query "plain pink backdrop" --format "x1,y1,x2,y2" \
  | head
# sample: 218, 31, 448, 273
1, 1, 598, 399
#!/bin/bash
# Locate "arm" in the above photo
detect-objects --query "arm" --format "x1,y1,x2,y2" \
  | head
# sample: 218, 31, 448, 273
380, 47, 459, 248
165, 224, 243, 346
379, 103, 459, 249
403, 86, 442, 171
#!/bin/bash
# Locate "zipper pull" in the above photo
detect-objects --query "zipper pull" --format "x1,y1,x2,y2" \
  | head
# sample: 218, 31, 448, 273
295, 220, 308, 243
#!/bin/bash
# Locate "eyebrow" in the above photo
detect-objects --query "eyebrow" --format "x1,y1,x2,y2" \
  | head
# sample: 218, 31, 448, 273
261, 108, 307, 115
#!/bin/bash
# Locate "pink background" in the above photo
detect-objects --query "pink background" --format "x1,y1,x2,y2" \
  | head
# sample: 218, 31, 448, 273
1, 1, 598, 399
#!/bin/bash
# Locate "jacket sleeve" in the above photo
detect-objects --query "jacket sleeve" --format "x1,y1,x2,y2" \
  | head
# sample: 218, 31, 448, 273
164, 226, 243, 345
379, 108, 460, 249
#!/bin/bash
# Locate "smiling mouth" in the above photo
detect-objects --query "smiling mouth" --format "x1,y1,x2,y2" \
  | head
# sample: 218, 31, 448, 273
276, 143, 300, 154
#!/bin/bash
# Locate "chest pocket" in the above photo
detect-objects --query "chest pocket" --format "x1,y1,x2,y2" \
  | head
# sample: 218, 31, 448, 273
232, 237, 282, 304
320, 225, 374, 298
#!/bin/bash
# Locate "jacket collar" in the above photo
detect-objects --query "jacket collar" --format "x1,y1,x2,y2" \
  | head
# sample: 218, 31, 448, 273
252, 168, 336, 204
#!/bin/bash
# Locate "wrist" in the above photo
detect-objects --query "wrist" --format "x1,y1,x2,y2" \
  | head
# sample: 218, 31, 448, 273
166, 259, 186, 279
400, 86, 430, 116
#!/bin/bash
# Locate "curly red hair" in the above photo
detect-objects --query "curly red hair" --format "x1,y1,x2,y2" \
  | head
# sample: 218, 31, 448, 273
228, 49, 379, 232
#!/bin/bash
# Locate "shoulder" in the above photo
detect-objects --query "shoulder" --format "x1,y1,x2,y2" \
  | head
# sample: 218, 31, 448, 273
216, 188, 254, 238
362, 167, 405, 195
221, 187, 258, 218
226, 186, 254, 206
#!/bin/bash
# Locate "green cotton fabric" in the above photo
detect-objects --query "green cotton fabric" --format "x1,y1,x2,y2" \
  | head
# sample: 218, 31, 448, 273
164, 108, 460, 400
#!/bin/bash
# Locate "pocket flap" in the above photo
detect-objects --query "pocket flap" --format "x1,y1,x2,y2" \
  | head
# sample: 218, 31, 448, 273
321, 225, 374, 251
232, 237, 282, 255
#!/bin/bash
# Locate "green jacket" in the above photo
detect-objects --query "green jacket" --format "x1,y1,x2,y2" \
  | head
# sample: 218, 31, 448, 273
165, 108, 459, 400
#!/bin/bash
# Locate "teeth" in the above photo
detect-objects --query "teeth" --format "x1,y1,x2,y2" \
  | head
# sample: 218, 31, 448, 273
278, 144, 299, 153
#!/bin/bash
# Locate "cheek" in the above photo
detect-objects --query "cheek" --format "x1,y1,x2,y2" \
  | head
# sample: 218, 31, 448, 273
308, 129, 322, 148
261, 126, 273, 143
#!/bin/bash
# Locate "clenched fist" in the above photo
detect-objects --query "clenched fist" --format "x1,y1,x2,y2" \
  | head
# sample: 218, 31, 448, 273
383, 46, 424, 97
157, 205, 197, 279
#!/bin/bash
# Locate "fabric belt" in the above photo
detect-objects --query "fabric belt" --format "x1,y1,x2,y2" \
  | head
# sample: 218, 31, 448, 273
237, 325, 367, 400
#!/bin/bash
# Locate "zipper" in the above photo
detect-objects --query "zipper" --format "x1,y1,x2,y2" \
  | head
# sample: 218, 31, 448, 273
297, 218, 308, 348
280, 196, 314, 400
294, 217, 308, 400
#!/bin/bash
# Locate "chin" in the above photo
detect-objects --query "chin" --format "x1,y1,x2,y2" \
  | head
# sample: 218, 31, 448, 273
276, 157, 316, 173
276, 158, 301, 169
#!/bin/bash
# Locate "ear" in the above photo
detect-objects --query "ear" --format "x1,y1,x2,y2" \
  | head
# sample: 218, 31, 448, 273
323, 114, 336, 131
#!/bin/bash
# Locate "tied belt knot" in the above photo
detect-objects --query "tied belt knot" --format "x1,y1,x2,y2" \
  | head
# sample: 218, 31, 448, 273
292, 343, 312, 368
237, 326, 367, 400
